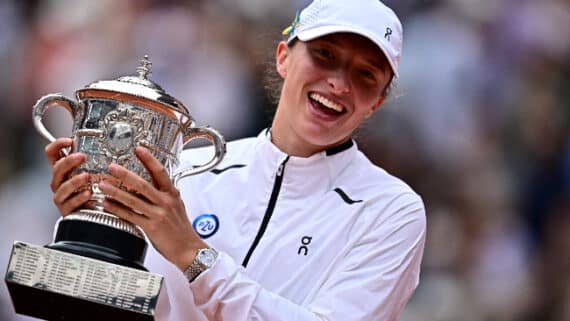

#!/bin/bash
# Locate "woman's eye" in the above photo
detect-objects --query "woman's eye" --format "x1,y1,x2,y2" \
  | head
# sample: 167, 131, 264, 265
315, 48, 334, 60
360, 70, 377, 82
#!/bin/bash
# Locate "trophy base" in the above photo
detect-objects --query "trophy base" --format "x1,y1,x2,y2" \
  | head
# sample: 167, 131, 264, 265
5, 242, 163, 321
50, 218, 148, 270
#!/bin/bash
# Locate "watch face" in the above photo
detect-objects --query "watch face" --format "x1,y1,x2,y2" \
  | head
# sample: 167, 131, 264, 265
197, 249, 217, 267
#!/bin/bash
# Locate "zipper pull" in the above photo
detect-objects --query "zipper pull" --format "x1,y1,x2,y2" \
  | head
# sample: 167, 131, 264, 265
276, 156, 289, 177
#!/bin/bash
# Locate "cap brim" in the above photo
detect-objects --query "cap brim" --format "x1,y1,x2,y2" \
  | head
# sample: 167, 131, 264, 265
294, 25, 398, 77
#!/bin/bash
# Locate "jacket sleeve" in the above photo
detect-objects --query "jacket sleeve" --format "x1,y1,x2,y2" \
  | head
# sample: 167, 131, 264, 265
189, 194, 426, 321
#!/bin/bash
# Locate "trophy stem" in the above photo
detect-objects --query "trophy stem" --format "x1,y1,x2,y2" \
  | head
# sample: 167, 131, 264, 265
90, 182, 106, 212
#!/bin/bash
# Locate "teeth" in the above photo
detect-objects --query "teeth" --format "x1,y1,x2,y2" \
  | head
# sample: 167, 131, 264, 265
310, 93, 344, 112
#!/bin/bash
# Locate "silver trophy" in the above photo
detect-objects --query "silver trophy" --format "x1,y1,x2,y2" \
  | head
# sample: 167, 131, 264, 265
5, 55, 226, 321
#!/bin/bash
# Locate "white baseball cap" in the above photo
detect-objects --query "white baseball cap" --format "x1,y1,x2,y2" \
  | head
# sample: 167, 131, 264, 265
283, 0, 403, 77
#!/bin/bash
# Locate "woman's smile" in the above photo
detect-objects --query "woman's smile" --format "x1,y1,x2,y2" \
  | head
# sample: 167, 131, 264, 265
307, 92, 348, 121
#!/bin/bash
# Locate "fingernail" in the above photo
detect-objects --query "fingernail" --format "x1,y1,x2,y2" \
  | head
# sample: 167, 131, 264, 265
136, 146, 147, 155
108, 163, 118, 173
99, 181, 109, 189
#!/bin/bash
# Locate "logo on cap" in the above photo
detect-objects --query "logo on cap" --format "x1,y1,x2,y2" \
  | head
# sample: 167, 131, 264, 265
385, 27, 393, 41
193, 214, 220, 239
282, 11, 301, 36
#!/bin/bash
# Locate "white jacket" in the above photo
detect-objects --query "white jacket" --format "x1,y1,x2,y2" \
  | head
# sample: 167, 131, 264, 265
147, 129, 426, 321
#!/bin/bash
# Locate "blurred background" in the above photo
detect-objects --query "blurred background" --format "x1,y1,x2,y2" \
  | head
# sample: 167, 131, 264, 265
0, 0, 568, 320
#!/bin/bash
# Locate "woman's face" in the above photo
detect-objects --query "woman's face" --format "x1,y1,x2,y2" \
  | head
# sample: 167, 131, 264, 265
272, 33, 393, 157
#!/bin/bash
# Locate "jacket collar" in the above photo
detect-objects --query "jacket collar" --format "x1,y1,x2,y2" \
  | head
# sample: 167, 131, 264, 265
250, 129, 357, 198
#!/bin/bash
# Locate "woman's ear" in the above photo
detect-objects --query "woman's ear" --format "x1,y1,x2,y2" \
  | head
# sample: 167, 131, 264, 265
373, 96, 385, 111
366, 96, 385, 119
276, 41, 289, 78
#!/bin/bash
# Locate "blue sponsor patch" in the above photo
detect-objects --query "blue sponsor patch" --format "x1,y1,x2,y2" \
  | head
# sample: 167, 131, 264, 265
192, 214, 219, 239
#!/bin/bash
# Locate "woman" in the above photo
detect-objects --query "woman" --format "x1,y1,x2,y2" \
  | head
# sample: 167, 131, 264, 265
46, 0, 426, 320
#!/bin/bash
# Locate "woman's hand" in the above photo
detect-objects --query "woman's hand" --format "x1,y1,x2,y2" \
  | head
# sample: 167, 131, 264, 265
98, 146, 206, 271
45, 137, 92, 215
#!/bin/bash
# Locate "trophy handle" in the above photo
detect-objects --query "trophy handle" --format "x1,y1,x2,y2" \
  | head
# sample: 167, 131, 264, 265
32, 93, 80, 156
172, 124, 226, 187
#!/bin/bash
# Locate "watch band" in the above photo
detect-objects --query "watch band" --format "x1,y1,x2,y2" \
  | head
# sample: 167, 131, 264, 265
183, 247, 219, 283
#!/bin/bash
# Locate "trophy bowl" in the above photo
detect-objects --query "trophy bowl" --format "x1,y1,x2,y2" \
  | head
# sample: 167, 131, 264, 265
5, 55, 226, 321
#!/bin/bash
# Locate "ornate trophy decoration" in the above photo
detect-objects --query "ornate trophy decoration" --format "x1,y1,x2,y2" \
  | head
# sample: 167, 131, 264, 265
5, 55, 226, 321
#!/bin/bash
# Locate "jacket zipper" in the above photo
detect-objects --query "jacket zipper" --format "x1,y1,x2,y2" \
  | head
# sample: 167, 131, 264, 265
241, 156, 290, 268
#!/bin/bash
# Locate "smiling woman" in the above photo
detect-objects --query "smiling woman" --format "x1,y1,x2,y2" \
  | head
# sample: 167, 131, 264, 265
44, 1, 426, 321
272, 33, 394, 157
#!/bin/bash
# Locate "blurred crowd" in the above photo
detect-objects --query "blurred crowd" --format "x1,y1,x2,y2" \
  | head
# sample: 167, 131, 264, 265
0, 0, 569, 320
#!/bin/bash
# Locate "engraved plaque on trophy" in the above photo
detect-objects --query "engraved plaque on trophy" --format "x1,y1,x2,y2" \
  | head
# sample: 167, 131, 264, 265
4, 56, 226, 321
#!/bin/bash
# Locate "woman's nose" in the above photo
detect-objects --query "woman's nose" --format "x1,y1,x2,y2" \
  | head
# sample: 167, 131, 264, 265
327, 71, 350, 94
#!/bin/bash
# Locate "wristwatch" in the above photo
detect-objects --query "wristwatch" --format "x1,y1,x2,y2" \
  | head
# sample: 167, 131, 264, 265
183, 247, 219, 283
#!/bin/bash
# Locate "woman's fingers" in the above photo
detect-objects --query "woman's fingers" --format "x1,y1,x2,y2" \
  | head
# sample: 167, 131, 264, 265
46, 138, 92, 215
102, 199, 148, 228
53, 172, 90, 204
45, 137, 73, 166
57, 190, 92, 215
107, 163, 162, 205
99, 180, 155, 217
51, 153, 86, 192
135, 147, 176, 193
53, 172, 91, 215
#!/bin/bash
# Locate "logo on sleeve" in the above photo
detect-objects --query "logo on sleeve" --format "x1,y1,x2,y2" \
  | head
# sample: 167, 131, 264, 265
192, 214, 219, 239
